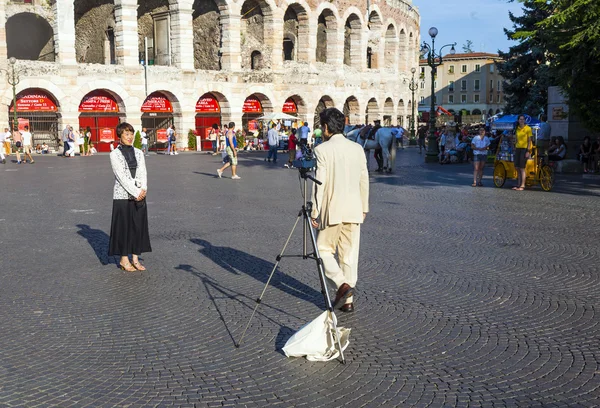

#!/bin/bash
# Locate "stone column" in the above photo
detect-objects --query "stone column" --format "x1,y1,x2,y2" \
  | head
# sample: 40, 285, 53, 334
298, 15, 313, 63
170, 0, 194, 70
0, 0, 7, 61
268, 9, 284, 70
219, 3, 241, 71
114, 0, 139, 66
53, 0, 77, 65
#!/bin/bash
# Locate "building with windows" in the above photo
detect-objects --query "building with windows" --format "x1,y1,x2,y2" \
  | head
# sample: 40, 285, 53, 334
418, 52, 504, 122
0, 0, 420, 151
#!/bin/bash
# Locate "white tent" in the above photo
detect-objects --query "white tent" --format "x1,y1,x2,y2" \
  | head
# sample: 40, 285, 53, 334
256, 112, 299, 121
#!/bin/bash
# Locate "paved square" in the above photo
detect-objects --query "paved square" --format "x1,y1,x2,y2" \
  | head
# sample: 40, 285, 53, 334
0, 150, 599, 407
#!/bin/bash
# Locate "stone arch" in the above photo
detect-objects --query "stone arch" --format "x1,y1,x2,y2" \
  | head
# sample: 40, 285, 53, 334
343, 12, 362, 69
315, 5, 339, 64
343, 96, 360, 125
240, 0, 275, 70
472, 109, 482, 115
145, 89, 183, 116
397, 98, 405, 126
6, 13, 55, 62
282, 3, 310, 63
409, 31, 415, 69
192, 0, 222, 70
202, 91, 231, 121
314, 95, 335, 128
366, 97, 380, 124
283, 94, 307, 116
367, 9, 383, 69
398, 28, 407, 72
75, 81, 131, 114
384, 23, 397, 69
488, 109, 494, 116
383, 97, 394, 126
74, 0, 116, 64
137, 0, 169, 65
250, 50, 263, 70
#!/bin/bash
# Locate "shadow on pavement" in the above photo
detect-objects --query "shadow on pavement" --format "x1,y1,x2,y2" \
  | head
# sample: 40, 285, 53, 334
76, 224, 113, 265
189, 238, 323, 307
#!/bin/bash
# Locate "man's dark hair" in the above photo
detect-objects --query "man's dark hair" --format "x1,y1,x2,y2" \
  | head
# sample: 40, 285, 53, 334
320, 108, 345, 135
541, 114, 547, 122
228, 122, 235, 129
24, 125, 29, 130
116, 122, 134, 137
212, 123, 219, 129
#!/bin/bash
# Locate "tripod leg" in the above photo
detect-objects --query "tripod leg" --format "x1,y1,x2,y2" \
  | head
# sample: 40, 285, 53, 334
305, 215, 346, 364
236, 213, 302, 348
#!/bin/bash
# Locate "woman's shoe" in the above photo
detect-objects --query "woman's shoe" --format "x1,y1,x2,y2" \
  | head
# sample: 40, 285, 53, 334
119, 263, 137, 272
132, 261, 146, 271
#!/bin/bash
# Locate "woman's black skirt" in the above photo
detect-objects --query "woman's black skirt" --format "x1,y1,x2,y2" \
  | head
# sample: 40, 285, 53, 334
108, 199, 152, 256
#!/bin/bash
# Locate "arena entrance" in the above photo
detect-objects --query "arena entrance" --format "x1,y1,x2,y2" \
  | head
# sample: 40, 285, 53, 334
8, 88, 60, 151
141, 91, 174, 152
195, 93, 222, 152
78, 90, 125, 152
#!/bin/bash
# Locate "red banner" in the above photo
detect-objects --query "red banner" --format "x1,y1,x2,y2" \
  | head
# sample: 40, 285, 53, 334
282, 99, 297, 113
17, 118, 30, 131
141, 93, 173, 113
11, 91, 58, 112
196, 95, 220, 113
243, 97, 262, 113
248, 120, 258, 131
156, 128, 169, 143
79, 91, 119, 113
99, 128, 116, 143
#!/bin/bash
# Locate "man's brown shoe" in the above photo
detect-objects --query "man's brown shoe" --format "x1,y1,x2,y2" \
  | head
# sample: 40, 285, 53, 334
340, 303, 354, 313
333, 283, 353, 308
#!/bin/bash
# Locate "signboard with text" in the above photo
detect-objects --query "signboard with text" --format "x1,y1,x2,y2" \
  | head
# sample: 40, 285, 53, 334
282, 99, 297, 113
156, 128, 169, 143
141, 93, 173, 113
79, 91, 119, 113
10, 91, 58, 112
196, 95, 221, 113
243, 97, 262, 113
99, 128, 116, 143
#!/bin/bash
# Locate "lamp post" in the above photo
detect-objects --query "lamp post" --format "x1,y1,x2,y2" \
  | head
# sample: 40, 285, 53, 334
420, 27, 455, 162
408, 67, 417, 143
1, 58, 25, 131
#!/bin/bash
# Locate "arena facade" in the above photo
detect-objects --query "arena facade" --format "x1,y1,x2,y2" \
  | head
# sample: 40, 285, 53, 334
0, 0, 419, 151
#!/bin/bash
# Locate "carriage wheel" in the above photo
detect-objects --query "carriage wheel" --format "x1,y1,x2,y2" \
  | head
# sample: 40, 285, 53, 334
540, 164, 554, 191
493, 163, 506, 188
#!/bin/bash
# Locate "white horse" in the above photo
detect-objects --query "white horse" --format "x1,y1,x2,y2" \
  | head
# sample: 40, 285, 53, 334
345, 126, 397, 173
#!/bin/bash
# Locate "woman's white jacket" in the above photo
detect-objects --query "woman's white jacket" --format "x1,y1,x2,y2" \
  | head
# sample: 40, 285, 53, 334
110, 147, 148, 200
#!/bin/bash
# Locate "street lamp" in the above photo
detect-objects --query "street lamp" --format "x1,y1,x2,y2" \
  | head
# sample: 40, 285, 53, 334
420, 27, 456, 162
408, 67, 417, 144
1, 58, 26, 131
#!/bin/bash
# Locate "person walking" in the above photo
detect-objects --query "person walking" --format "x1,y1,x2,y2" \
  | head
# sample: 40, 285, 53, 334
217, 122, 241, 180
166, 125, 174, 155
140, 127, 149, 156
311, 108, 369, 313
0, 127, 9, 164
417, 126, 426, 154
265, 123, 279, 163
61, 124, 70, 156
108, 122, 151, 272
285, 128, 297, 168
209, 123, 219, 155
537, 114, 551, 155
170, 125, 178, 155
512, 114, 533, 191
298, 121, 310, 147
471, 127, 490, 186
12, 127, 23, 164
84, 127, 92, 156
20, 125, 35, 164
2, 127, 11, 160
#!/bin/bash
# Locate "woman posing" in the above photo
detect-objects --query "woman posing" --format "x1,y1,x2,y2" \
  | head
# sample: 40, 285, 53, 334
108, 122, 152, 272
512, 115, 533, 191
471, 127, 490, 186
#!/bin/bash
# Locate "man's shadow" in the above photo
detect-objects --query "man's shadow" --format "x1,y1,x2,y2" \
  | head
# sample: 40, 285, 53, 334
189, 238, 324, 307
175, 264, 301, 347
76, 224, 113, 265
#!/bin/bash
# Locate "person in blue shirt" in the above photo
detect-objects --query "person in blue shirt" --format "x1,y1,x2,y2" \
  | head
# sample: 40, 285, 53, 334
298, 122, 310, 146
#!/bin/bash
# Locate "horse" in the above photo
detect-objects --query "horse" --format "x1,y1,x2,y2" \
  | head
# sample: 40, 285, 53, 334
345, 125, 397, 173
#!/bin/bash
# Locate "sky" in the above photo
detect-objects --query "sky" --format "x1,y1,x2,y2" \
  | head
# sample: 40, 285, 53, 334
413, 0, 525, 54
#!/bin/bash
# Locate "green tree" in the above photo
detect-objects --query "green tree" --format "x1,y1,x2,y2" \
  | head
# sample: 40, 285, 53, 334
520, 0, 600, 129
188, 129, 197, 150
496, 0, 553, 116
133, 130, 142, 149
462, 40, 474, 53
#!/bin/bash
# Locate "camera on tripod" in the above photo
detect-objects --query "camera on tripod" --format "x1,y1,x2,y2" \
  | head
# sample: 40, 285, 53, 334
293, 143, 316, 170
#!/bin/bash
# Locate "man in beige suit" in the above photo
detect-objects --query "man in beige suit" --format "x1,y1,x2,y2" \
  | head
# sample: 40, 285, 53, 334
311, 108, 369, 313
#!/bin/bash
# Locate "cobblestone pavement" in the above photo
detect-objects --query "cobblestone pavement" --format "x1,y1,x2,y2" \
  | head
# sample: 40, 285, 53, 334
0, 148, 599, 407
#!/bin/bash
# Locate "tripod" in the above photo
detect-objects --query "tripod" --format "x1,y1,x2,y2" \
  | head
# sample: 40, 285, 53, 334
236, 169, 346, 363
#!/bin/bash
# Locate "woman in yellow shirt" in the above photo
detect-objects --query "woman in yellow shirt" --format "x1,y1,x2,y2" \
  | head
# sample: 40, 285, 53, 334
513, 115, 532, 191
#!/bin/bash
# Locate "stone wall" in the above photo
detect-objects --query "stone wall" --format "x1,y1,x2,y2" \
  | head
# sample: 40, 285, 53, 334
137, 0, 169, 62
192, 0, 220, 70
74, 0, 115, 64
240, 0, 269, 70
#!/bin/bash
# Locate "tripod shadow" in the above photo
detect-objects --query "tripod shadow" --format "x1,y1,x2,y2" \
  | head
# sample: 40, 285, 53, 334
189, 238, 324, 307
76, 224, 113, 266
175, 263, 304, 347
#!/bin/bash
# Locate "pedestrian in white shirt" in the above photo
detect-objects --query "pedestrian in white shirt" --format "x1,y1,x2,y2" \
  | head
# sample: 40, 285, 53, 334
141, 127, 149, 156
2, 127, 10, 159
0, 129, 6, 164
21, 125, 35, 164
264, 123, 279, 163
471, 127, 490, 186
